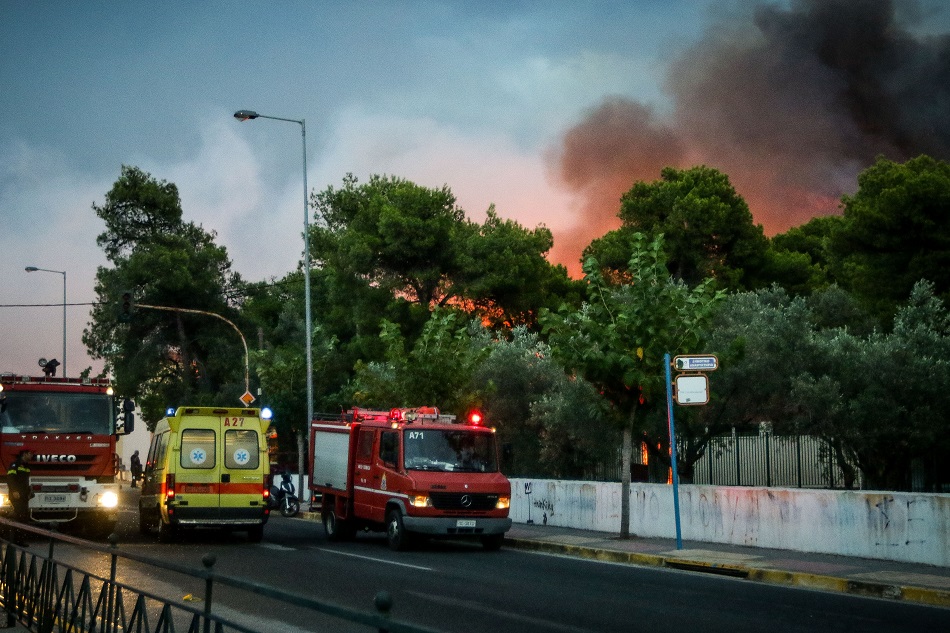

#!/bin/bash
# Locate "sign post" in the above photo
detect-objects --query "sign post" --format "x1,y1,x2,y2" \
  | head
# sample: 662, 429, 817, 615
666, 353, 718, 550
664, 353, 683, 550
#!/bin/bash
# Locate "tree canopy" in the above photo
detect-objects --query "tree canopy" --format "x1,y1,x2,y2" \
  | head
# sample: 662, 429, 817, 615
84, 166, 246, 426
832, 155, 950, 319
586, 165, 769, 290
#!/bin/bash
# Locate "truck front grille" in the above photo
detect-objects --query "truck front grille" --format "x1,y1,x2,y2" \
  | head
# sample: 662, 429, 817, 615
429, 492, 498, 511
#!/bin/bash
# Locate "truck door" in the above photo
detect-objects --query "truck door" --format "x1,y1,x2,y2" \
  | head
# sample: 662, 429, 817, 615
221, 425, 264, 521
178, 426, 222, 521
352, 428, 379, 521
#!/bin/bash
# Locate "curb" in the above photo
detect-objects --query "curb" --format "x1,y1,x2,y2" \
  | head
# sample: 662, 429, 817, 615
503, 537, 950, 609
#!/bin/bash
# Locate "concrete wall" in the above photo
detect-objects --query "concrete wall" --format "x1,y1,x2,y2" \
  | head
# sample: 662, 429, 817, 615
510, 479, 950, 567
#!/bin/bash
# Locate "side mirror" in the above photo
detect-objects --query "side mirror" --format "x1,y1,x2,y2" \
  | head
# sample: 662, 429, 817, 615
119, 398, 135, 435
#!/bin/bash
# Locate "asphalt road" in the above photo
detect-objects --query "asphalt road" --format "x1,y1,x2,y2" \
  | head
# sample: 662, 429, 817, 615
35, 499, 945, 633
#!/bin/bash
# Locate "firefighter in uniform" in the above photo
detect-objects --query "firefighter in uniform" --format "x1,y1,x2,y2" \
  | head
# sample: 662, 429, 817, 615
6, 449, 33, 546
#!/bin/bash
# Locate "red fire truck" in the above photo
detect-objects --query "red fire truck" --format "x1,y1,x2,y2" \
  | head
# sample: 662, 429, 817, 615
311, 407, 512, 551
0, 373, 135, 537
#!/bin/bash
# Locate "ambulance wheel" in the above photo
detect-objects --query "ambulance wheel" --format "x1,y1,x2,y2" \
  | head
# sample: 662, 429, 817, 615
247, 524, 264, 543
138, 507, 153, 535
386, 509, 412, 551
323, 509, 353, 541
481, 533, 504, 551
158, 518, 178, 543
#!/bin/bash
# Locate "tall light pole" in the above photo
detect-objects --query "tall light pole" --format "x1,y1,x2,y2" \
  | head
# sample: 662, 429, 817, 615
25, 266, 67, 377
234, 109, 312, 494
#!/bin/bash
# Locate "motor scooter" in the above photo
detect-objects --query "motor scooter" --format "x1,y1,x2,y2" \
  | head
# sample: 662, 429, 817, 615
269, 472, 300, 517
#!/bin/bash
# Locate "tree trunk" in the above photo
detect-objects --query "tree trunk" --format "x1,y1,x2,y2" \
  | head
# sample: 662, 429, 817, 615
620, 412, 634, 539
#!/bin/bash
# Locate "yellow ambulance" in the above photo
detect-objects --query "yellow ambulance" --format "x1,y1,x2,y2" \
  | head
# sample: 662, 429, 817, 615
138, 406, 272, 542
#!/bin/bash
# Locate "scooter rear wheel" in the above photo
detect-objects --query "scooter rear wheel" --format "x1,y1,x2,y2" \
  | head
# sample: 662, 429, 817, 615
280, 496, 300, 517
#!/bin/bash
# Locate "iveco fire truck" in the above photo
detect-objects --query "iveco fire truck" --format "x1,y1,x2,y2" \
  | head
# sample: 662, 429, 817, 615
311, 407, 511, 551
0, 373, 134, 537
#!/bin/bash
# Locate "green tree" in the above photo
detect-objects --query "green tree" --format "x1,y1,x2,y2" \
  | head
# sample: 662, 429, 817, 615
469, 326, 615, 478
764, 215, 842, 296
347, 310, 486, 415
455, 206, 583, 328
541, 233, 723, 537
790, 281, 950, 490
312, 174, 466, 310
311, 175, 580, 340
833, 155, 950, 319
587, 166, 769, 290
83, 166, 245, 426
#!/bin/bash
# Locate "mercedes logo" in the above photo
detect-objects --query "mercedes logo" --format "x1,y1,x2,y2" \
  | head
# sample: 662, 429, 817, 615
460, 494, 472, 507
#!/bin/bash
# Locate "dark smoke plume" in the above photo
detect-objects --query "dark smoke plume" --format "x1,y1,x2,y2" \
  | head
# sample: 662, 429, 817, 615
551, 0, 950, 274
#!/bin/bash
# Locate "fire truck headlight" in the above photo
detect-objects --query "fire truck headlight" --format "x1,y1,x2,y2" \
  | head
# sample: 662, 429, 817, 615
99, 491, 119, 509
409, 494, 431, 508
495, 495, 510, 510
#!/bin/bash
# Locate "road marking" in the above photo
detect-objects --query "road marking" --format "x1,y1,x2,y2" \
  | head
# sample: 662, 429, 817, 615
315, 548, 433, 571
258, 543, 296, 552
405, 590, 600, 633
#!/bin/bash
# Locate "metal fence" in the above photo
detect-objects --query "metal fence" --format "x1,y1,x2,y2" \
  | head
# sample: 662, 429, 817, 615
692, 432, 863, 489
0, 519, 443, 633
584, 432, 863, 490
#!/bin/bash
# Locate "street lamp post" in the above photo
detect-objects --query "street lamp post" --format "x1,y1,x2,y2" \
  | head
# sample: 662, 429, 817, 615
25, 266, 67, 377
234, 109, 312, 495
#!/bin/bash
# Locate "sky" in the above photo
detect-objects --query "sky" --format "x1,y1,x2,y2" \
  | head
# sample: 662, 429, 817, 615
2, 0, 949, 382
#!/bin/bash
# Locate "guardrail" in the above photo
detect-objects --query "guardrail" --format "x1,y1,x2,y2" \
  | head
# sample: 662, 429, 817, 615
0, 517, 442, 633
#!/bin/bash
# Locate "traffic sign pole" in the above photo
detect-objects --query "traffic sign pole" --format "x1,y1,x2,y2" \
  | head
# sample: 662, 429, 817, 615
665, 352, 683, 550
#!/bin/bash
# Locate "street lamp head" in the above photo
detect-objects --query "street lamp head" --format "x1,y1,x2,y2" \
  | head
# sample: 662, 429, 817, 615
25, 266, 38, 272
234, 110, 259, 121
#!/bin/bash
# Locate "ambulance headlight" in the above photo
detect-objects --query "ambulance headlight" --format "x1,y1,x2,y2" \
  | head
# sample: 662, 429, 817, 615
495, 495, 510, 510
99, 491, 119, 509
409, 494, 432, 508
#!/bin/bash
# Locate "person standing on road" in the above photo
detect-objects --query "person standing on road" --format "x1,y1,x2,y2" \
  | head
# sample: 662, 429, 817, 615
6, 448, 33, 546
130, 450, 142, 488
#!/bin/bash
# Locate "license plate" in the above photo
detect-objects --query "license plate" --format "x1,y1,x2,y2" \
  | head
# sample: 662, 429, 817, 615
43, 494, 68, 505
456, 519, 476, 528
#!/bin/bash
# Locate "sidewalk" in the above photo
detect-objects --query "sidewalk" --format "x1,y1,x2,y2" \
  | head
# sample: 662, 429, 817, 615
503, 522, 950, 608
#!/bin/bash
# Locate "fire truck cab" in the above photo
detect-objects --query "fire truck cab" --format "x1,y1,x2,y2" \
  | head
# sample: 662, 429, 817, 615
0, 373, 134, 537
311, 407, 512, 551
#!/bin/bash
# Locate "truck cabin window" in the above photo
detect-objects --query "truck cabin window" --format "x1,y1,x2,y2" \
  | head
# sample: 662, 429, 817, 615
403, 430, 498, 472
379, 431, 398, 468
0, 392, 113, 435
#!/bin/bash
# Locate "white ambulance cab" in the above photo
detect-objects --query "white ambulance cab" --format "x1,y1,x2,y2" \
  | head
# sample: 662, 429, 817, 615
138, 406, 271, 542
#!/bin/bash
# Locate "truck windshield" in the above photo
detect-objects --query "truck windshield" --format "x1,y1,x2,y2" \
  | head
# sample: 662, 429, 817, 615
403, 429, 498, 473
0, 392, 113, 435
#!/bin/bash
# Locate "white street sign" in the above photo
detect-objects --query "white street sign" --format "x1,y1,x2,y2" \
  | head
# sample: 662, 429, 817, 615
675, 374, 709, 405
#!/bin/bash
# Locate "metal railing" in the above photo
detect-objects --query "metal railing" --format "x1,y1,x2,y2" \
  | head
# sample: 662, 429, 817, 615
692, 432, 864, 489
0, 518, 443, 633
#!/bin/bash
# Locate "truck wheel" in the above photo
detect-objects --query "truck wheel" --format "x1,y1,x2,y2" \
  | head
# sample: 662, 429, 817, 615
386, 508, 412, 551
323, 509, 353, 541
157, 517, 178, 543
481, 533, 504, 551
